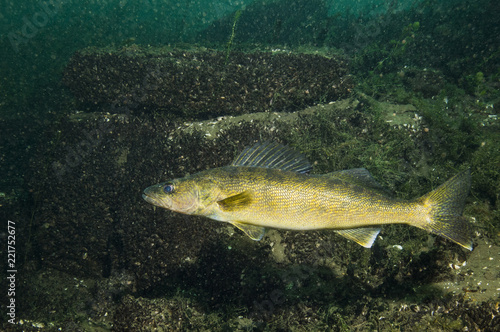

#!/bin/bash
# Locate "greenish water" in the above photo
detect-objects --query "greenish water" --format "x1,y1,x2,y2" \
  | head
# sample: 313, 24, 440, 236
1, 0, 499, 330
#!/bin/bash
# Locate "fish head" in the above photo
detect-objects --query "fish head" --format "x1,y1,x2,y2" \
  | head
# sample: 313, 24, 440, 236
142, 177, 203, 215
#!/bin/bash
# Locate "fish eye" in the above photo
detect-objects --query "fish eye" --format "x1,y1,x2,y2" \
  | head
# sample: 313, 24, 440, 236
163, 184, 174, 194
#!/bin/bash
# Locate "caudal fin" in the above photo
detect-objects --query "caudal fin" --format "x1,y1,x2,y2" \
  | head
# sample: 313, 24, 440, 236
417, 169, 473, 250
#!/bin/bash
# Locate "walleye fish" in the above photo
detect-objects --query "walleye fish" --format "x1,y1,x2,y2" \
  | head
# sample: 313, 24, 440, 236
143, 141, 472, 250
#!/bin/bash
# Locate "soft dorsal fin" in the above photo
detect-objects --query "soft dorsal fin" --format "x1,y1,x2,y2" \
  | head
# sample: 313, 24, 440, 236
231, 221, 266, 241
326, 168, 389, 195
231, 141, 312, 173
335, 227, 381, 248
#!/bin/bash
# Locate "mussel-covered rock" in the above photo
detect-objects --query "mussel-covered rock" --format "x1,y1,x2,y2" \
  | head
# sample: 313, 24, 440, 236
63, 47, 353, 118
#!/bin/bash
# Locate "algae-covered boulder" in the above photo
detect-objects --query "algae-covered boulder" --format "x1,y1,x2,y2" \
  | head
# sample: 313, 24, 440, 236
22, 93, 500, 330
63, 47, 353, 118
28, 99, 376, 288
25, 96, 451, 291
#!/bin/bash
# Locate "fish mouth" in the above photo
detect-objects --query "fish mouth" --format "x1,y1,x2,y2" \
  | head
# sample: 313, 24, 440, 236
142, 187, 162, 206
142, 187, 172, 209
142, 193, 155, 204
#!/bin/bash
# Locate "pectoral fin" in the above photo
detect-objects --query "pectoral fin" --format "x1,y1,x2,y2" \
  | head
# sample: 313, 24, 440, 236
231, 221, 266, 241
217, 191, 253, 211
335, 227, 381, 248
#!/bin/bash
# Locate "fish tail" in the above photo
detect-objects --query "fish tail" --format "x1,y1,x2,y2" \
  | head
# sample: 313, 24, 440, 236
416, 169, 473, 250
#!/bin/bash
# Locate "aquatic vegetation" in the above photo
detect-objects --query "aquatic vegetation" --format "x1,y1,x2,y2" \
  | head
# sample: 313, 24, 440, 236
224, 10, 242, 67
372, 21, 421, 74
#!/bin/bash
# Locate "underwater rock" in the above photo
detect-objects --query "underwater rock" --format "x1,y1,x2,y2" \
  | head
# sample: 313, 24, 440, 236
63, 47, 353, 118
27, 98, 371, 288
23, 94, 500, 330
26, 96, 444, 293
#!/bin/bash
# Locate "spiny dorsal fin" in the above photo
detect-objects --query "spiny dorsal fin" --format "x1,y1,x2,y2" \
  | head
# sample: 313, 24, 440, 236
326, 168, 389, 195
335, 227, 381, 248
231, 141, 312, 173
231, 221, 266, 241
217, 191, 253, 211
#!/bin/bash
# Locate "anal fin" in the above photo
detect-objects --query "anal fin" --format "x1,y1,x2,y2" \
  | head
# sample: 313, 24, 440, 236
335, 227, 381, 248
231, 221, 266, 241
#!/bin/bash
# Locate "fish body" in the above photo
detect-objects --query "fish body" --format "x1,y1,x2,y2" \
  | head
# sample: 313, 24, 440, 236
143, 142, 472, 250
